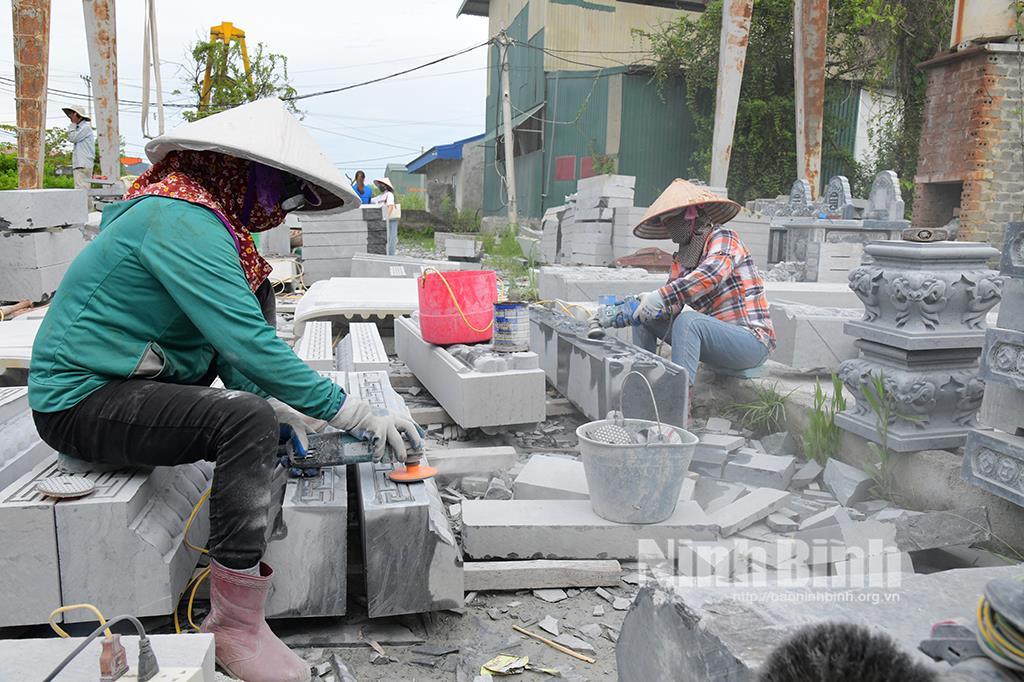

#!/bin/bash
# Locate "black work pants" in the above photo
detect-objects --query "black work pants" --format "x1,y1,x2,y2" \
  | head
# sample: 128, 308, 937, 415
34, 380, 280, 569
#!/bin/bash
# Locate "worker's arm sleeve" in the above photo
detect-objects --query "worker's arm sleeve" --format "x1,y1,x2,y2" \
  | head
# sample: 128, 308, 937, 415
659, 232, 738, 307
66, 124, 91, 144
137, 207, 345, 420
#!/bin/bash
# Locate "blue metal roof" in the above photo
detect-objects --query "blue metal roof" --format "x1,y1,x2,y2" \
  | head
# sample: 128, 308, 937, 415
406, 133, 485, 174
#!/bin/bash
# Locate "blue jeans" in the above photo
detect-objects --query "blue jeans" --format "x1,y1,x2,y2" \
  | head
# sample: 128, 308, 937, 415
387, 219, 399, 256
633, 311, 769, 385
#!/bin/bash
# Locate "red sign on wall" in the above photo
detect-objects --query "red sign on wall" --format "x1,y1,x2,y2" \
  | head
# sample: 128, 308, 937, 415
579, 156, 596, 179
554, 155, 576, 181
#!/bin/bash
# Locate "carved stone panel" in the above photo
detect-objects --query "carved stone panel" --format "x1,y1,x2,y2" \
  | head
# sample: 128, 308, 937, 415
999, 222, 1024, 278
864, 170, 905, 222
962, 429, 1024, 508
979, 326, 1024, 393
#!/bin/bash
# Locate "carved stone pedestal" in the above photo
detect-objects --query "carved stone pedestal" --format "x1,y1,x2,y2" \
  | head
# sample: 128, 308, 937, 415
838, 240, 1001, 452
963, 223, 1024, 506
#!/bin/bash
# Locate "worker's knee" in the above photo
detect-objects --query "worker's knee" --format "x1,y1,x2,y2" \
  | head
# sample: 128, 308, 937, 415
673, 310, 710, 337
216, 391, 278, 451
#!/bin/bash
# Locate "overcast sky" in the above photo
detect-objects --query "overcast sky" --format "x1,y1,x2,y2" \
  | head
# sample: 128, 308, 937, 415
0, 1, 489, 179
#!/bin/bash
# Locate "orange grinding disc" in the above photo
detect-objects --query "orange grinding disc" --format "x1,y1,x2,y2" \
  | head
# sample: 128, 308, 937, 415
387, 463, 438, 483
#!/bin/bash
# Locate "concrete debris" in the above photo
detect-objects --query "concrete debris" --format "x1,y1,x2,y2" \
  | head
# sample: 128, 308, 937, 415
722, 453, 796, 490
593, 605, 605, 617
487, 608, 502, 620
797, 505, 849, 531
765, 513, 799, 533
612, 597, 631, 611
789, 459, 824, 490
461, 475, 490, 498
704, 417, 732, 434
690, 434, 745, 477
554, 632, 596, 655
539, 615, 560, 636
709, 488, 791, 537
484, 477, 513, 500
533, 588, 568, 603
580, 623, 603, 640
463, 559, 622, 591
595, 587, 614, 603
822, 458, 875, 506
692, 478, 747, 514
760, 431, 796, 455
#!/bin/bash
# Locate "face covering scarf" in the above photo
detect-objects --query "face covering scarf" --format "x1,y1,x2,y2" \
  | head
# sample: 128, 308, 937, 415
665, 205, 714, 272
124, 150, 288, 292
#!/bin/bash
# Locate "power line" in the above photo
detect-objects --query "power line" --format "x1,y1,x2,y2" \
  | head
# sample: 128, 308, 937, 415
286, 40, 492, 102
303, 124, 423, 152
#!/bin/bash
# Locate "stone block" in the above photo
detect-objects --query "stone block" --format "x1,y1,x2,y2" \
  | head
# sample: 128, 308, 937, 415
461, 499, 716, 560
0, 188, 88, 230
979, 381, 1024, 435
0, 261, 72, 303
514, 454, 589, 500
0, 386, 54, 491
978, 325, 1024, 392
708, 488, 790, 536
2, 633, 215, 681
0, 226, 90, 269
336, 322, 389, 372
844, 241, 1001, 351
350, 253, 464, 278
822, 458, 874, 506
293, 277, 418, 336
294, 320, 334, 370
536, 265, 664, 301
299, 258, 351, 284
692, 478, 747, 514
996, 276, 1024, 333
350, 370, 463, 617
722, 453, 796, 490
962, 428, 1024, 506
55, 460, 214, 622
790, 459, 823, 490
1000, 221, 1024, 278
769, 302, 861, 371
263, 465, 348, 619
616, 565, 1021, 680
423, 446, 518, 480
395, 316, 546, 428
463, 559, 622, 591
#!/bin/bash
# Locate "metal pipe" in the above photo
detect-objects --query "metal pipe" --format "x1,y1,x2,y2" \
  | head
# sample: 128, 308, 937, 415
11, 0, 50, 189
793, 0, 828, 198
709, 0, 753, 189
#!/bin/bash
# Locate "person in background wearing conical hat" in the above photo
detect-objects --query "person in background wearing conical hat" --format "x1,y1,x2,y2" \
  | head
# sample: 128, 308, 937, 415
62, 104, 94, 190
371, 176, 399, 255
631, 179, 775, 385
28, 99, 421, 682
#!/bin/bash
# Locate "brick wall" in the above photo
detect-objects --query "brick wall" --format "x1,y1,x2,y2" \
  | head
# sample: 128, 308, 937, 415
914, 48, 1024, 251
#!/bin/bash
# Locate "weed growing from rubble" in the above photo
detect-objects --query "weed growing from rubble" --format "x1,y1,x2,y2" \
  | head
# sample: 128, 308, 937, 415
483, 228, 539, 301
861, 373, 918, 502
801, 374, 847, 465
731, 383, 791, 435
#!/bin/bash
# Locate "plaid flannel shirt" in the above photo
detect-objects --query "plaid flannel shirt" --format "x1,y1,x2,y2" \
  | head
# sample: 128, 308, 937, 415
658, 227, 776, 351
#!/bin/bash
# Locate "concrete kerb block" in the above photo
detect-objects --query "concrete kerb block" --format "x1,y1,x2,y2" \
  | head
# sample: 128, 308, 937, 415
336, 322, 389, 373
425, 446, 518, 480
395, 316, 546, 429
769, 301, 861, 371
461, 499, 716, 560
294, 320, 334, 370
0, 188, 88, 230
0, 226, 90, 269
464, 559, 622, 591
0, 387, 54, 491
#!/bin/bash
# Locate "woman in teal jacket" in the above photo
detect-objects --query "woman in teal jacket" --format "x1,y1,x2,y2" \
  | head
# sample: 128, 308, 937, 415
28, 99, 417, 682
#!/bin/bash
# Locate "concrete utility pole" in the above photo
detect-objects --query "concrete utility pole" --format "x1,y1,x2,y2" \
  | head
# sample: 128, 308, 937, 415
793, 0, 828, 198
498, 30, 518, 229
82, 0, 123, 191
710, 0, 753, 190
11, 0, 50, 189
80, 74, 92, 120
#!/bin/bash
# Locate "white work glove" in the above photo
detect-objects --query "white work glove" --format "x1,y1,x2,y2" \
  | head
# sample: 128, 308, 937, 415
329, 397, 422, 463
269, 399, 326, 453
635, 290, 667, 323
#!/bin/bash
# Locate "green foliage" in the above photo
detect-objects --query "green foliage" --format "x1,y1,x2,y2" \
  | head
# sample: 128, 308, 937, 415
439, 195, 483, 233
801, 373, 847, 464
398, 192, 426, 211
483, 228, 538, 301
177, 40, 299, 121
591, 153, 617, 176
860, 371, 919, 500
731, 382, 792, 435
0, 124, 78, 190
397, 227, 434, 252
635, 0, 954, 210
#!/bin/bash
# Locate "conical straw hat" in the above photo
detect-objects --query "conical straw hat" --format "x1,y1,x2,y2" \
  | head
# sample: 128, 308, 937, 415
374, 177, 395, 193
145, 98, 359, 214
633, 179, 741, 239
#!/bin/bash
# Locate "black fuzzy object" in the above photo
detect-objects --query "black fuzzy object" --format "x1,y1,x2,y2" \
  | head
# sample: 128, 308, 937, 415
758, 622, 936, 682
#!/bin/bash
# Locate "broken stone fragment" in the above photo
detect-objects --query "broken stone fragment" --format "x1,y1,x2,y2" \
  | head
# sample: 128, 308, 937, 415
612, 597, 631, 611
595, 587, 614, 603
760, 431, 795, 455
579, 623, 603, 640
704, 417, 732, 434
765, 513, 798, 533
539, 615, 560, 636
554, 633, 596, 654
487, 608, 502, 620
593, 605, 605, 617
789, 459, 824, 490
822, 459, 875, 506
484, 477, 513, 500
533, 588, 568, 603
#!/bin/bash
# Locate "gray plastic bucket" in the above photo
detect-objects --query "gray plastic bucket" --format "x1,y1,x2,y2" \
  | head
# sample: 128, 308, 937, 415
577, 418, 697, 524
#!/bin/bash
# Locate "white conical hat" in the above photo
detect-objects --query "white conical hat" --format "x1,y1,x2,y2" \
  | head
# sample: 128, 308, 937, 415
633, 178, 740, 239
145, 98, 359, 214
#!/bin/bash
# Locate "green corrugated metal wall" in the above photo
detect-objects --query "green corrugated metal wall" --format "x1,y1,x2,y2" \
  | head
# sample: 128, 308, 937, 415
618, 74, 701, 207
541, 69, 610, 212
821, 81, 860, 193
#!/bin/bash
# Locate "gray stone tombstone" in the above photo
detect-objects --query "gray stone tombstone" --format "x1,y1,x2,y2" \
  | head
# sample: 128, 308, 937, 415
864, 170, 906, 224
823, 176, 857, 219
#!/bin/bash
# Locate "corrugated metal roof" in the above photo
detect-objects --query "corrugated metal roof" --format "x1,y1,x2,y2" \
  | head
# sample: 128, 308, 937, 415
457, 0, 490, 17
482, 103, 545, 142
406, 133, 486, 174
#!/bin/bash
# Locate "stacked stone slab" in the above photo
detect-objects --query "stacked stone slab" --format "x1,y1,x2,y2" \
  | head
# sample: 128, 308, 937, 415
765, 173, 906, 283
299, 205, 384, 284
539, 206, 566, 263
0, 387, 54, 491
536, 265, 665, 301
612, 206, 675, 260
0, 189, 90, 302
963, 222, 1024, 506
837, 241, 1002, 452
769, 301, 861, 372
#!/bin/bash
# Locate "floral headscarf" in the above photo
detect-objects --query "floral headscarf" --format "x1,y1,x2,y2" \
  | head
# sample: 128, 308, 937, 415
125, 150, 288, 291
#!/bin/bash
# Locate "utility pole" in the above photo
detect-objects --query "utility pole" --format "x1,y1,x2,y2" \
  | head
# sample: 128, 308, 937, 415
12, 0, 51, 189
498, 30, 518, 230
80, 74, 92, 120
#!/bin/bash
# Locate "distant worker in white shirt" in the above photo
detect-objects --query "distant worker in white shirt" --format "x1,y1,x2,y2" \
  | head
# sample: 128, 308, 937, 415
63, 104, 94, 191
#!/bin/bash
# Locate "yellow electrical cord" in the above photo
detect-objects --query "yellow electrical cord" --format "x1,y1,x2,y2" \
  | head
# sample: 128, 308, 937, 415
48, 604, 112, 639
182, 488, 211, 555
173, 486, 213, 633
976, 592, 1024, 671
419, 268, 494, 334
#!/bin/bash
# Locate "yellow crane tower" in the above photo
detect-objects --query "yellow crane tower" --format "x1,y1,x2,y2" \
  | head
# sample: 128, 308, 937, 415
199, 21, 254, 113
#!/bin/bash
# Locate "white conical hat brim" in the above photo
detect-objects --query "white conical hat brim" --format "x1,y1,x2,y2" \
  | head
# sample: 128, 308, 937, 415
374, 177, 394, 192
633, 178, 741, 239
144, 98, 359, 214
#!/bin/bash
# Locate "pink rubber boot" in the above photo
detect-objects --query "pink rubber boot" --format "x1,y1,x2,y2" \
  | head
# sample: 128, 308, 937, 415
200, 561, 310, 682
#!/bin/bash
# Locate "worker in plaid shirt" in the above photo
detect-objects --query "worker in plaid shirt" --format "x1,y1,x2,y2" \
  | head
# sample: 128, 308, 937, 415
630, 179, 775, 385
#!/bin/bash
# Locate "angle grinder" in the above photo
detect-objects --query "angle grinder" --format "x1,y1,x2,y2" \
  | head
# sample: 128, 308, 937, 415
279, 425, 436, 483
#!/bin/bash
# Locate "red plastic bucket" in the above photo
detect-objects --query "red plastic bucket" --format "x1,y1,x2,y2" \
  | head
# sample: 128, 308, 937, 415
417, 269, 497, 345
